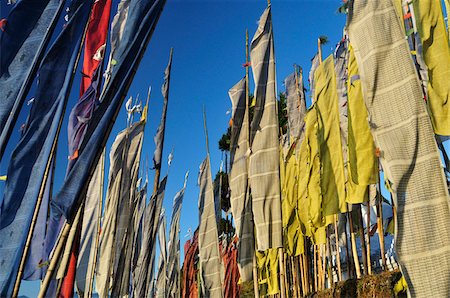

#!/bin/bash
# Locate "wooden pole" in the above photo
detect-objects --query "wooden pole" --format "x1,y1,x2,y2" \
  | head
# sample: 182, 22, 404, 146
342, 214, 352, 279
283, 253, 289, 297
366, 202, 372, 275
313, 245, 317, 291
292, 257, 300, 298
12, 155, 55, 297
334, 215, 342, 282
325, 232, 333, 288
317, 38, 323, 64
87, 149, 105, 298
38, 210, 79, 298
377, 173, 387, 270
348, 211, 361, 278
278, 248, 287, 298
357, 205, 368, 276
246, 28, 260, 298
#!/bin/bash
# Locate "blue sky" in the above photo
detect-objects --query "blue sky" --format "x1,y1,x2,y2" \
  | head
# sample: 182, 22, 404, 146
3, 0, 448, 296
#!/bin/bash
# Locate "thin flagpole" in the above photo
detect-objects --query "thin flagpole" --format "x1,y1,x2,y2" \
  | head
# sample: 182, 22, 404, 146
366, 201, 372, 275
348, 211, 361, 278
87, 149, 105, 298
377, 170, 387, 270
357, 204, 368, 275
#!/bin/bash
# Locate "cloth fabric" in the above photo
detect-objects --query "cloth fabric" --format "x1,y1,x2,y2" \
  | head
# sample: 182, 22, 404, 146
249, 6, 283, 251
314, 55, 347, 215
134, 177, 168, 298
308, 54, 320, 103
413, 0, 450, 136
50, 0, 167, 222
222, 237, 240, 298
198, 157, 223, 297
22, 159, 53, 281
228, 77, 254, 281
284, 65, 307, 143
0, 1, 92, 296
79, 0, 112, 96
96, 121, 145, 297
111, 122, 145, 298
182, 231, 199, 298
155, 210, 167, 297
153, 49, 173, 169
103, 0, 131, 85
346, 44, 378, 204
348, 1, 450, 296
166, 173, 188, 298
297, 110, 321, 237
256, 248, 279, 295
74, 151, 104, 297
334, 39, 349, 183
0, 0, 63, 161
280, 146, 304, 256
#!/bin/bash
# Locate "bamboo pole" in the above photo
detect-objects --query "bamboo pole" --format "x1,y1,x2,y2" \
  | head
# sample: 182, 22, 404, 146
298, 255, 305, 297
313, 245, 318, 291
357, 205, 368, 276
292, 257, 300, 298
333, 215, 342, 281
245, 28, 260, 298
317, 38, 323, 64
278, 248, 287, 298
343, 222, 352, 279
377, 173, 387, 270
325, 233, 332, 288
38, 211, 78, 298
348, 211, 361, 278
12, 154, 55, 298
87, 150, 105, 298
283, 253, 289, 297
366, 202, 372, 275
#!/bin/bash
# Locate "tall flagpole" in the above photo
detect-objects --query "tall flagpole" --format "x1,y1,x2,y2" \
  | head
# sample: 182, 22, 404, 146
87, 149, 105, 298
153, 48, 173, 195
245, 28, 260, 298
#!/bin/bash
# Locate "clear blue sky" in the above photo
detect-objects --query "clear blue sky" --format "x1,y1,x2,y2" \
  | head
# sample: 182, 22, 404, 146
4, 0, 448, 296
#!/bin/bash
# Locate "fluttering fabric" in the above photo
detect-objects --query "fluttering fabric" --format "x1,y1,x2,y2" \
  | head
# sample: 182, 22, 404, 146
74, 151, 104, 297
156, 209, 167, 297
284, 65, 306, 143
182, 231, 199, 298
134, 177, 168, 298
333, 39, 349, 180
249, 6, 283, 251
412, 0, 450, 136
280, 146, 304, 256
153, 48, 173, 170
256, 249, 279, 295
50, 0, 167, 222
0, 0, 63, 160
198, 157, 223, 297
22, 159, 53, 281
79, 0, 112, 95
308, 54, 320, 103
282, 66, 307, 256
222, 237, 240, 298
314, 55, 347, 216
348, 0, 450, 296
96, 121, 145, 297
228, 77, 254, 281
346, 44, 378, 204
167, 173, 188, 297
0, 1, 92, 295
111, 124, 145, 297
